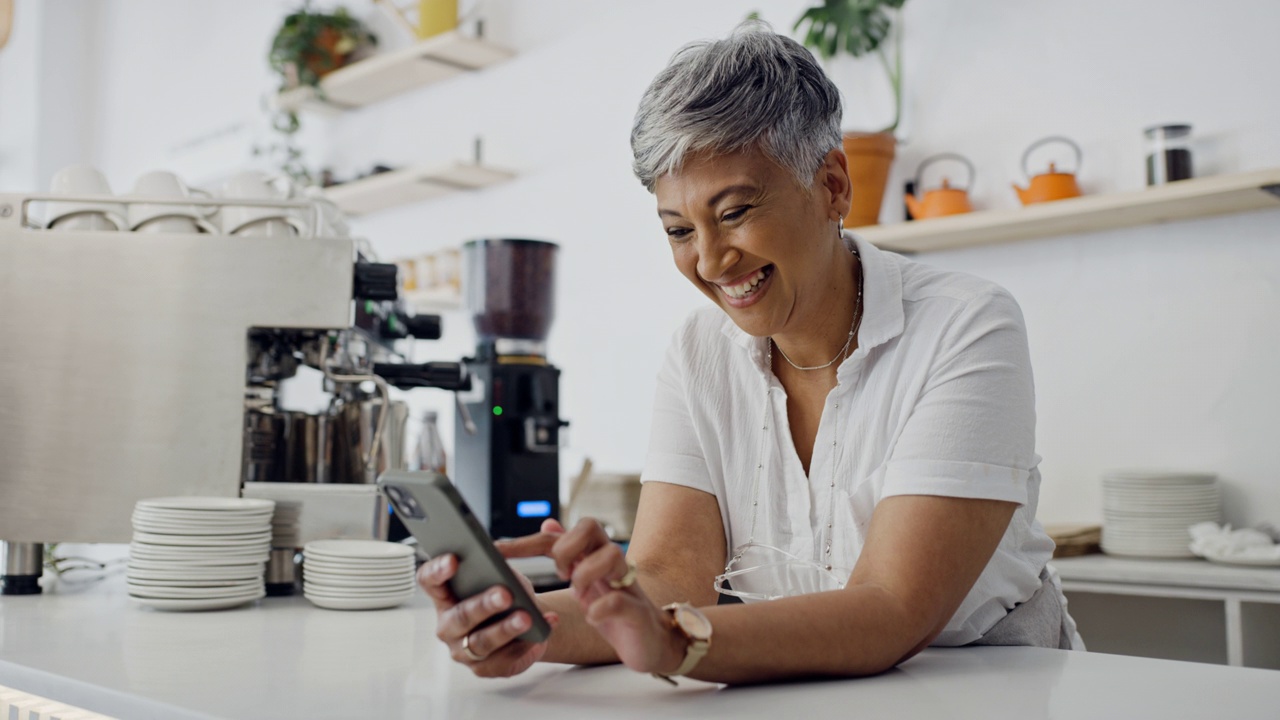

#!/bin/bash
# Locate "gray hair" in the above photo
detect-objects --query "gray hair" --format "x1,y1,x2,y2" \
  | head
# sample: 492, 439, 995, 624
630, 20, 843, 193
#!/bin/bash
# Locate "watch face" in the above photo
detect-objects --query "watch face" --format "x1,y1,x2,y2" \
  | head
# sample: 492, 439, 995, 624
674, 605, 712, 640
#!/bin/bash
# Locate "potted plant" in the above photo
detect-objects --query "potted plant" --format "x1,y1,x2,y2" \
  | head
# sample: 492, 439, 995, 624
269, 3, 377, 91
261, 3, 377, 186
795, 0, 906, 227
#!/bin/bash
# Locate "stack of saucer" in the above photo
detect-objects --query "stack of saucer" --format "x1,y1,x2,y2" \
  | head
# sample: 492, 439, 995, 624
127, 497, 275, 611
1102, 470, 1221, 558
302, 540, 416, 610
269, 500, 302, 549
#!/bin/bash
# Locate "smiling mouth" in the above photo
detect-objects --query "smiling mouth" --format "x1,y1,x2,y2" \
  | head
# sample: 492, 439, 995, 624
717, 265, 774, 300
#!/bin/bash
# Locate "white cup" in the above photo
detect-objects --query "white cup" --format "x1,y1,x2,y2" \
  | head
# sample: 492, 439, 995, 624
219, 170, 305, 236
135, 215, 202, 234
233, 217, 297, 237
301, 185, 347, 237
51, 212, 124, 231
128, 170, 215, 233
46, 165, 127, 231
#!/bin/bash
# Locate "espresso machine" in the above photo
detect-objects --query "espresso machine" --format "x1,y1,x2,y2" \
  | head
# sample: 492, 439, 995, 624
0, 186, 467, 594
453, 239, 567, 539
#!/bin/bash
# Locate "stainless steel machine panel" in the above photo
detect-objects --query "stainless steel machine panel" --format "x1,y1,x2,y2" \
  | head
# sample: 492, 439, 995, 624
0, 199, 354, 543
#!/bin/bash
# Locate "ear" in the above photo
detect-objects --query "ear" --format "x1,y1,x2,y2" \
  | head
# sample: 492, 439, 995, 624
816, 148, 852, 222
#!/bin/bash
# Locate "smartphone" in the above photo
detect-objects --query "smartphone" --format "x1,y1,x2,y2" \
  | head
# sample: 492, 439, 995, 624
377, 469, 552, 643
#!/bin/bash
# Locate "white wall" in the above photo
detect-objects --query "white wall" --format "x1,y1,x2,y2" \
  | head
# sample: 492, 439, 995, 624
0, 1, 40, 191
0, 0, 102, 192
884, 0, 1280, 527
11, 0, 1280, 526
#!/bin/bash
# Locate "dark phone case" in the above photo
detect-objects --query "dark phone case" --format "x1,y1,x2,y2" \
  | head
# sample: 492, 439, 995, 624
378, 470, 551, 643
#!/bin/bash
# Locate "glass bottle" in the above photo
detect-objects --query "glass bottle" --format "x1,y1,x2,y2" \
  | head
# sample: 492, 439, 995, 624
416, 410, 447, 475
1145, 124, 1193, 186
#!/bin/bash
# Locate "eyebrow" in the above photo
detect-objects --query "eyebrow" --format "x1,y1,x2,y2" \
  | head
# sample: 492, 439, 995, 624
658, 183, 759, 219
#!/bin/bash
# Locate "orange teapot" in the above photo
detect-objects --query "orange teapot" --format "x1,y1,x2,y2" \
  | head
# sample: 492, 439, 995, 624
905, 153, 975, 220
1013, 136, 1083, 205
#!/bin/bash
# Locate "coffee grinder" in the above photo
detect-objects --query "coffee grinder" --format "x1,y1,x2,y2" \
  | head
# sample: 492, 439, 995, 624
454, 239, 567, 539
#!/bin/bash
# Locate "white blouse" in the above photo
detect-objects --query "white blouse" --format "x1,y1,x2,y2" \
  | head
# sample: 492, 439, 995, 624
640, 235, 1077, 646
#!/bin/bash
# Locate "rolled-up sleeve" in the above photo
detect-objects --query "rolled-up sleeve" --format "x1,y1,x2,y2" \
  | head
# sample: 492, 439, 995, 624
881, 290, 1038, 506
640, 330, 714, 494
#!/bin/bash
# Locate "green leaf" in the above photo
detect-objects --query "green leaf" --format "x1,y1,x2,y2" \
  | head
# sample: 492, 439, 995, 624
794, 0, 905, 59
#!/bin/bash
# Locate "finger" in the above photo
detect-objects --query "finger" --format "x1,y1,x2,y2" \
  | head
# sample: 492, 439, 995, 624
503, 616, 556, 676
550, 518, 611, 579
541, 518, 567, 534
495, 530, 562, 559
470, 612, 559, 678
569, 543, 628, 604
417, 554, 459, 608
437, 585, 511, 643
464, 609, 534, 661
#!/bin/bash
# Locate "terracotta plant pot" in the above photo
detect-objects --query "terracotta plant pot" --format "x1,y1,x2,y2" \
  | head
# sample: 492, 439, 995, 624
842, 131, 897, 228
303, 27, 348, 81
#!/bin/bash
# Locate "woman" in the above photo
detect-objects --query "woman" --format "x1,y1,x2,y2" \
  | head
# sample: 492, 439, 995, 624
419, 22, 1081, 685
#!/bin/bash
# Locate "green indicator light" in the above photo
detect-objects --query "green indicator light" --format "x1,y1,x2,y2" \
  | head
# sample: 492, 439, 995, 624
492, 406, 503, 416
365, 300, 375, 314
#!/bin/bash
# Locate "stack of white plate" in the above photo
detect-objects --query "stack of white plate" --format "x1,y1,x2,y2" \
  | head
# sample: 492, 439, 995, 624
302, 540, 416, 610
127, 497, 275, 611
1102, 471, 1221, 558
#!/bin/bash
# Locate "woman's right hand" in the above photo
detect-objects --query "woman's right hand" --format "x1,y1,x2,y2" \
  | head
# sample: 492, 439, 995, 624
418, 544, 561, 678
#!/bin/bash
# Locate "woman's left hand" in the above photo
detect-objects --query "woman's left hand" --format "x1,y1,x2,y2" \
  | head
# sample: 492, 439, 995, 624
550, 518, 685, 675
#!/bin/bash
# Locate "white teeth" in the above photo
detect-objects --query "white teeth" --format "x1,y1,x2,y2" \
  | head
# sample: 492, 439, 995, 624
720, 267, 769, 299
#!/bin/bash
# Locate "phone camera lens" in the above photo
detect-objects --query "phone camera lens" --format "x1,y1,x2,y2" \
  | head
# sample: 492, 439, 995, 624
384, 485, 405, 505
384, 485, 426, 520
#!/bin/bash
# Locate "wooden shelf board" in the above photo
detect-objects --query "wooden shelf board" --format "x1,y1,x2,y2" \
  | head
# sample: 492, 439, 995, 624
323, 162, 515, 216
854, 167, 1280, 253
274, 31, 514, 114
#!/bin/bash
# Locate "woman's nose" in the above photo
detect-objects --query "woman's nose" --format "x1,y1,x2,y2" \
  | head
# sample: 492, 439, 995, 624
695, 232, 740, 282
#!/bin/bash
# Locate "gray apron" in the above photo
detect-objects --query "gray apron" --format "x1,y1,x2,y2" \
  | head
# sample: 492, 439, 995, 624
969, 568, 1076, 650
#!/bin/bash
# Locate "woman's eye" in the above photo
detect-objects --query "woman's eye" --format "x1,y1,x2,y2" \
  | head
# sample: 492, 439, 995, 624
666, 227, 692, 241
722, 206, 751, 222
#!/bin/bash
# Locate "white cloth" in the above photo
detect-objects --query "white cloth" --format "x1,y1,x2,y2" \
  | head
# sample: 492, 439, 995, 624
641, 235, 1080, 647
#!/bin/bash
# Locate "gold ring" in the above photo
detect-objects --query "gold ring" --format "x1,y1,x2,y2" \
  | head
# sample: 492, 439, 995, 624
608, 561, 638, 590
461, 633, 486, 662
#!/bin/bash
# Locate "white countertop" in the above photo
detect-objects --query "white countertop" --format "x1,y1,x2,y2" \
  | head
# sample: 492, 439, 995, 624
3, 570, 1280, 719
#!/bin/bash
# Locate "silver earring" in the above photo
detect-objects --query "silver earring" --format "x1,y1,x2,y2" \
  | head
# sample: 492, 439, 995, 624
837, 216, 844, 235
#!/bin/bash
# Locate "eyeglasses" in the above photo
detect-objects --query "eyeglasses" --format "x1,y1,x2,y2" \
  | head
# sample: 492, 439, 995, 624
713, 542, 851, 602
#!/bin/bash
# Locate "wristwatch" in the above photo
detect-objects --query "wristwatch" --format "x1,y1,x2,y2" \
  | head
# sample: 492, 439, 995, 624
652, 602, 712, 685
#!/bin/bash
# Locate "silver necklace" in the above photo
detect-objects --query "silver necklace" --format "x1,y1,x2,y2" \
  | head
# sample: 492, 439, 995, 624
771, 244, 863, 372
747, 238, 860, 571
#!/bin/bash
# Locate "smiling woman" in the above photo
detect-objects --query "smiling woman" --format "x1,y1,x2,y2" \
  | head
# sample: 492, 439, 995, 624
416, 19, 1081, 686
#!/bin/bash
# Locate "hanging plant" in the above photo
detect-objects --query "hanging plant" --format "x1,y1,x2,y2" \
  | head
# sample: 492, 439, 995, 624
260, 2, 377, 187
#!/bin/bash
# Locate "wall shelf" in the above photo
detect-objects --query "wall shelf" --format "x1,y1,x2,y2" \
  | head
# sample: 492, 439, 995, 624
854, 167, 1280, 253
274, 31, 514, 115
323, 162, 515, 216
402, 288, 462, 313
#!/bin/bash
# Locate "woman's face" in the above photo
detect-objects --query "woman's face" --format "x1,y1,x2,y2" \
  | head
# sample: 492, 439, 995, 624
654, 148, 848, 339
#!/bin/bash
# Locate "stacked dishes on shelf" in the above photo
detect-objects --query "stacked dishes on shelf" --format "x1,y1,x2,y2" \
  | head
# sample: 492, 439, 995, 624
302, 540, 416, 610
127, 497, 275, 611
1101, 471, 1221, 558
